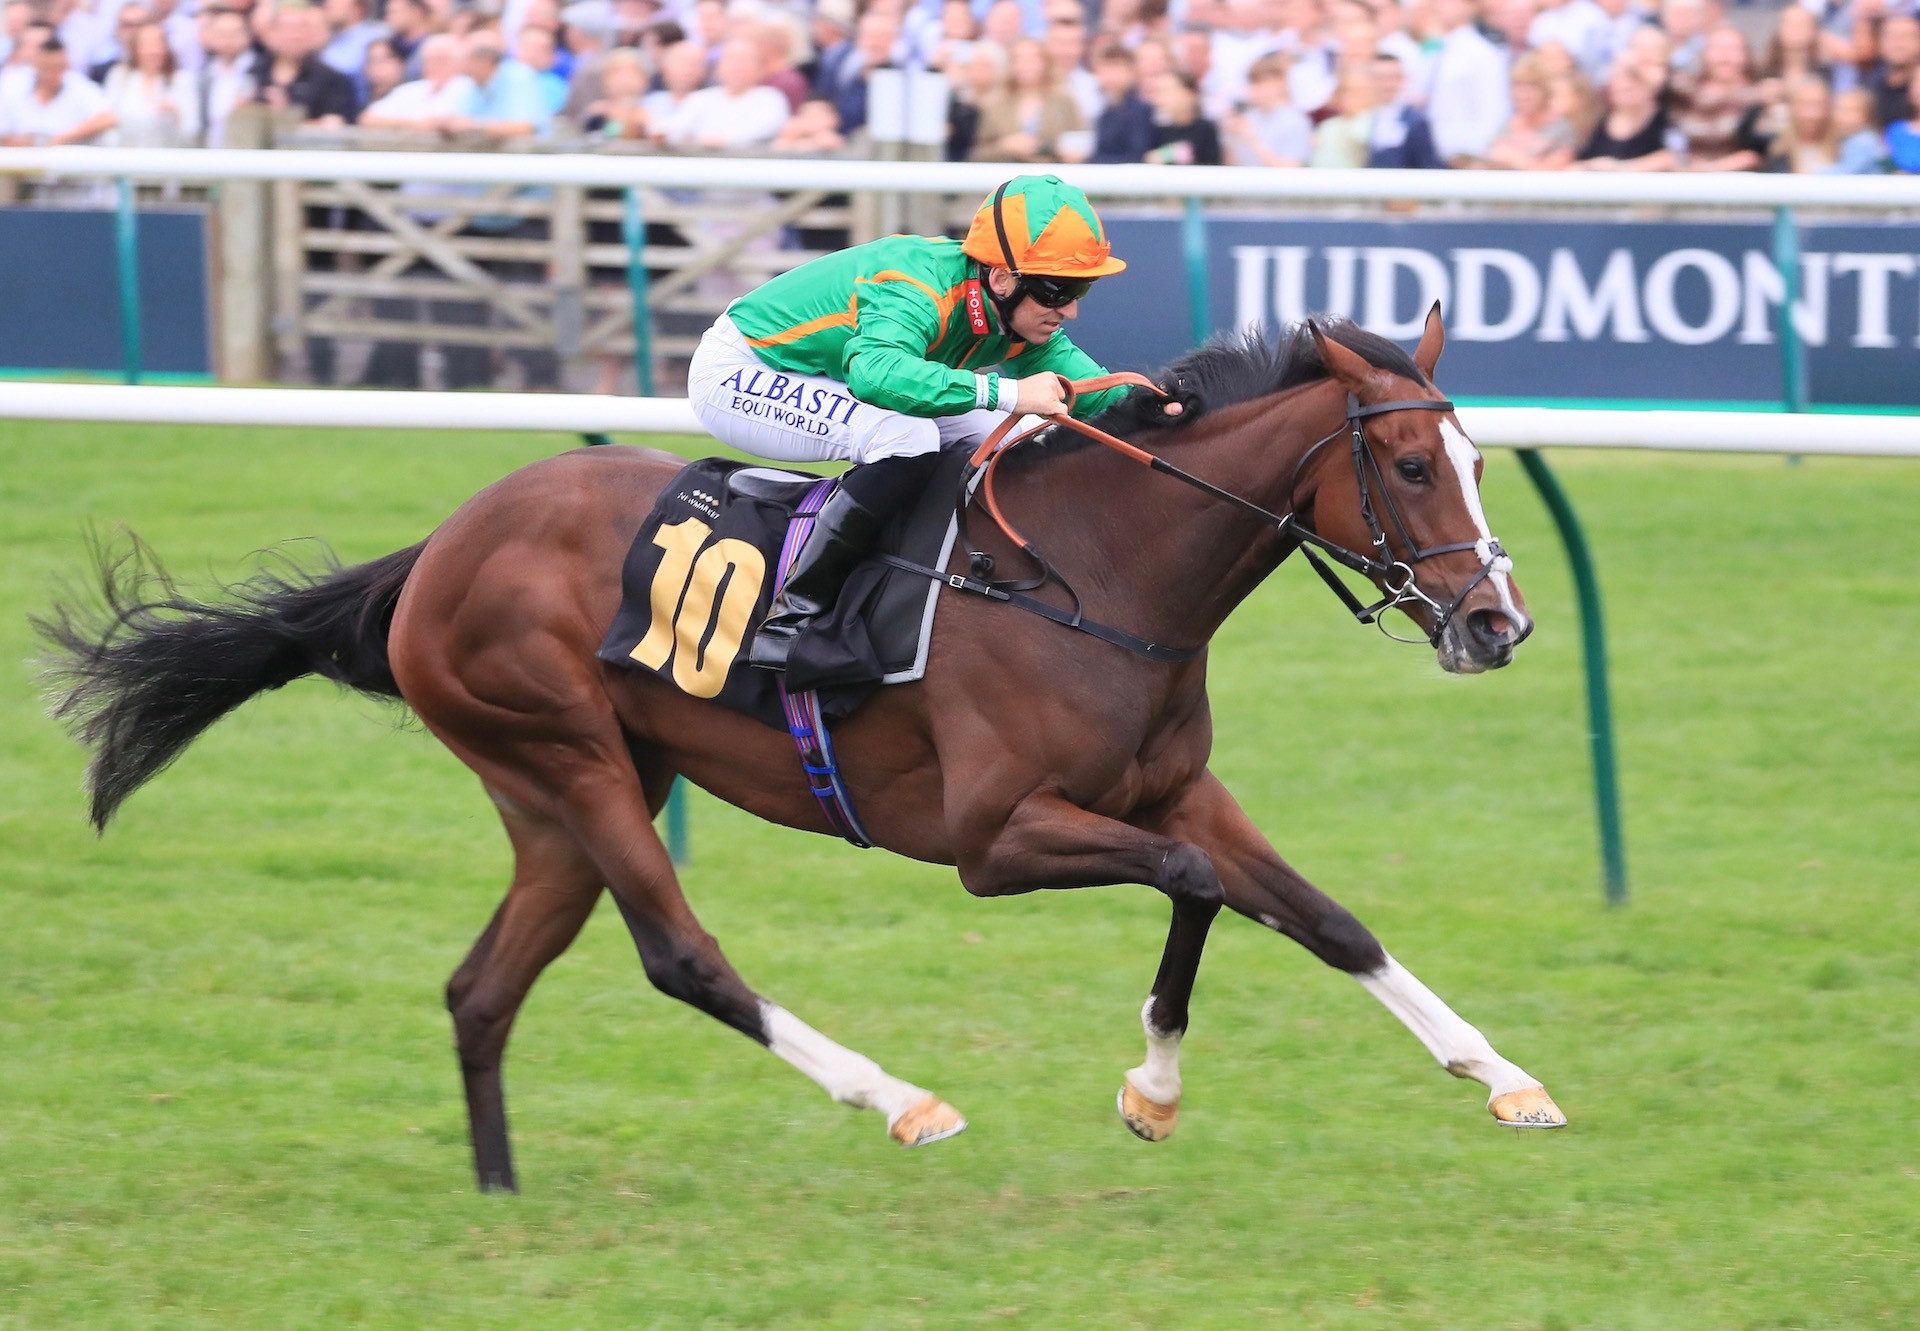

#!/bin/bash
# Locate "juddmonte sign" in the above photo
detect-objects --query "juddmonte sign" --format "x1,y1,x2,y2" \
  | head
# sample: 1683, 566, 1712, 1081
1084, 217, 1920, 407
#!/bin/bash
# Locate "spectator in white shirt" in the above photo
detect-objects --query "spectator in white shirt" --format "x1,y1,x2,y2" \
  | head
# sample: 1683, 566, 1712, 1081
661, 36, 789, 146
196, 6, 254, 145
1280, 0, 1341, 117
643, 37, 706, 131
102, 20, 198, 145
358, 32, 473, 128
0, 37, 117, 143
1425, 0, 1512, 159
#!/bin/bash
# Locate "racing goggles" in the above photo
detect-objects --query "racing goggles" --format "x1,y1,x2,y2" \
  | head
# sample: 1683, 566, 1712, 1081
1017, 274, 1096, 308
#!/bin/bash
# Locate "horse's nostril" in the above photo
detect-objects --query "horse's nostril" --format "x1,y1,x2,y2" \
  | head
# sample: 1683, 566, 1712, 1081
1468, 609, 1516, 647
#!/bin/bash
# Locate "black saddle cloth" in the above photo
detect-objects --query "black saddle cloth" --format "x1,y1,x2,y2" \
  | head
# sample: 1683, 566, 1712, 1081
596, 449, 970, 730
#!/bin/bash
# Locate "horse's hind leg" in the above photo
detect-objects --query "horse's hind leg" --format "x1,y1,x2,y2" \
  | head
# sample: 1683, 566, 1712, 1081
446, 795, 603, 1192
558, 757, 967, 1150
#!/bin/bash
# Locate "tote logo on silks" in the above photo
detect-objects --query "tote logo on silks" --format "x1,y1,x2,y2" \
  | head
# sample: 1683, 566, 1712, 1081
963, 279, 990, 334
721, 367, 859, 437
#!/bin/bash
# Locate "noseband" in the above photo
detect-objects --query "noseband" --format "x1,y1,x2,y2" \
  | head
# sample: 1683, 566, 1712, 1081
969, 381, 1517, 652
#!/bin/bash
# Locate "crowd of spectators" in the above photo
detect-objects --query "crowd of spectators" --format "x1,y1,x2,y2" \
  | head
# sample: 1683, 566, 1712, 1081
3, 0, 1917, 171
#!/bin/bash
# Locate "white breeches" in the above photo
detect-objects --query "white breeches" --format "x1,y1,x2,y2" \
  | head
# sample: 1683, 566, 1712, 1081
688, 314, 1010, 465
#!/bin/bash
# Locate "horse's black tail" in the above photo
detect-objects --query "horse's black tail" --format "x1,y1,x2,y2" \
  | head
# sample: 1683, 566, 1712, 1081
32, 533, 426, 832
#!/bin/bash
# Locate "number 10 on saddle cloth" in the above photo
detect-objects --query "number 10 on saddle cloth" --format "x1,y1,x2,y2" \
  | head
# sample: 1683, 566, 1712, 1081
595, 452, 973, 730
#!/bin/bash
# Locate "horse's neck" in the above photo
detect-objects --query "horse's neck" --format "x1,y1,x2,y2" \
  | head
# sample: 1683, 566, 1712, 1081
999, 380, 1337, 646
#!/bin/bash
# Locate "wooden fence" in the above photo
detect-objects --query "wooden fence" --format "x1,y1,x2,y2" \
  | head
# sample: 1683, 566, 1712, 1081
219, 111, 946, 391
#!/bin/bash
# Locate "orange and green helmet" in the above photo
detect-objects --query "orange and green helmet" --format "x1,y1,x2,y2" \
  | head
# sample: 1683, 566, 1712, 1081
960, 175, 1127, 279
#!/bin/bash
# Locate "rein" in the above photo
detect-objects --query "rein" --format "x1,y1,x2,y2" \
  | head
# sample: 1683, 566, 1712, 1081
961, 375, 1510, 653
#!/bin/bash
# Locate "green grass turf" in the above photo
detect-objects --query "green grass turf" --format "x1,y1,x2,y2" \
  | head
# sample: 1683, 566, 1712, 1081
2, 420, 1916, 1330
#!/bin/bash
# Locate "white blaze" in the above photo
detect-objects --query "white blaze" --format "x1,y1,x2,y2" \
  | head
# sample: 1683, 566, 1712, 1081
1438, 418, 1526, 629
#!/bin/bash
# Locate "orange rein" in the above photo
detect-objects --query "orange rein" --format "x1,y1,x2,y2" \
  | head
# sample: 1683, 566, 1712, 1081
967, 372, 1167, 557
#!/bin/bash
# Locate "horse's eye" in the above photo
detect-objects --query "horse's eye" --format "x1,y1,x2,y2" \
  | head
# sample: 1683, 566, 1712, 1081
1396, 458, 1429, 483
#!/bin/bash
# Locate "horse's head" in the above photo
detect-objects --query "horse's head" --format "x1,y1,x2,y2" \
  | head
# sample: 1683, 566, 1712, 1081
1298, 306, 1532, 674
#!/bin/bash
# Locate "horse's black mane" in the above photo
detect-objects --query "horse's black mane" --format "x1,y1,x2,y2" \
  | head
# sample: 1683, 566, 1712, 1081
1022, 318, 1428, 463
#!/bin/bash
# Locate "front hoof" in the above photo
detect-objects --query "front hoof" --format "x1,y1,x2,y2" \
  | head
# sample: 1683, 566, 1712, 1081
1117, 1082, 1179, 1142
1489, 1085, 1568, 1128
889, 1095, 968, 1147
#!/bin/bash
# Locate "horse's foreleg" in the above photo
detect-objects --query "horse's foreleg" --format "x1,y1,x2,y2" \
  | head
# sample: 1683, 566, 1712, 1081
957, 795, 1224, 1142
445, 795, 603, 1192
1179, 773, 1566, 1128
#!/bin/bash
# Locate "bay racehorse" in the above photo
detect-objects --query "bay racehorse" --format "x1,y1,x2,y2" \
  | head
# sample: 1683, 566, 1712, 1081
38, 309, 1566, 1193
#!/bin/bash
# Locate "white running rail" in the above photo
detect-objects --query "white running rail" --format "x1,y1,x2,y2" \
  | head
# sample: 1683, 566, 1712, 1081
2, 382, 1915, 456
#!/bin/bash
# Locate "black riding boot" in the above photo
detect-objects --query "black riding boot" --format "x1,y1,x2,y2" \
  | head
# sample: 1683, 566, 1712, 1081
749, 453, 939, 671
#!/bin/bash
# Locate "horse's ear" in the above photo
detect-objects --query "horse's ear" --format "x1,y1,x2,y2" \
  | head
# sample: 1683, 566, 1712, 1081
1309, 320, 1377, 391
1413, 301, 1445, 380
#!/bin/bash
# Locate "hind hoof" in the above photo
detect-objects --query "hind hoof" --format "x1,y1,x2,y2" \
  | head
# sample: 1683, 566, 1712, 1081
1489, 1085, 1567, 1128
1117, 1082, 1179, 1142
889, 1096, 967, 1147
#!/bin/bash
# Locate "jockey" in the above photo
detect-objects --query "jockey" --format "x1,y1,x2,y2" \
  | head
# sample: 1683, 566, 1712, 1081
686, 173, 1155, 671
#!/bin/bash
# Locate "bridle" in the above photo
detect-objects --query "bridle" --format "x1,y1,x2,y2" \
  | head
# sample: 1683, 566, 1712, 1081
967, 377, 1523, 652
1283, 392, 1522, 647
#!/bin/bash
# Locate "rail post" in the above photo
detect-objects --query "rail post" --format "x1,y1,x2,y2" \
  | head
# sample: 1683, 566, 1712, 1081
551, 184, 588, 393
1181, 195, 1211, 348
622, 187, 655, 395
665, 782, 690, 864
113, 176, 142, 385
1514, 449, 1627, 905
1772, 206, 1808, 416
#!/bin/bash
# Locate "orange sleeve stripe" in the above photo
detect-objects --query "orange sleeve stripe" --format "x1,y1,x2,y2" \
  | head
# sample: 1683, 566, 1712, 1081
744, 294, 860, 349
859, 270, 963, 349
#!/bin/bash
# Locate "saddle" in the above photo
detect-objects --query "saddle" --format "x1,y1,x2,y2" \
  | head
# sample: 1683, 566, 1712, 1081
596, 449, 972, 732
